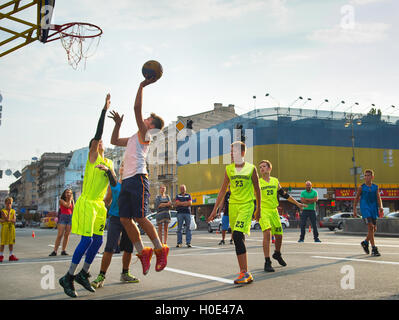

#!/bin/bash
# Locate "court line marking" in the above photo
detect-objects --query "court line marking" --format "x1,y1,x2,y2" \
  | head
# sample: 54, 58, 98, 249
165, 267, 234, 284
312, 256, 399, 265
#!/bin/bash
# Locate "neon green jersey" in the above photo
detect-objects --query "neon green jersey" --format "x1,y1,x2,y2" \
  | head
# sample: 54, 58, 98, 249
260, 176, 280, 210
226, 162, 255, 204
81, 154, 114, 201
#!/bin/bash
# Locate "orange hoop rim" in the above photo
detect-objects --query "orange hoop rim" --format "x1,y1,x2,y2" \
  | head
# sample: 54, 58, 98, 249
44, 22, 103, 43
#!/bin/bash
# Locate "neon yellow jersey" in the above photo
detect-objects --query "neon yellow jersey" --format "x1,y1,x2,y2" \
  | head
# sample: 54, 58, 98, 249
226, 162, 255, 204
81, 154, 114, 201
260, 176, 280, 210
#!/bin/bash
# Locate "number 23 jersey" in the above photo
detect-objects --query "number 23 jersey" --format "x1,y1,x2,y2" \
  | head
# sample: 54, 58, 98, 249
226, 162, 255, 204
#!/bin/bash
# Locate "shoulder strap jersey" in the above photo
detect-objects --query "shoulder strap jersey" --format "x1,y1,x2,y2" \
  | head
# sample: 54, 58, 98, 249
226, 162, 255, 204
260, 176, 280, 209
82, 153, 114, 201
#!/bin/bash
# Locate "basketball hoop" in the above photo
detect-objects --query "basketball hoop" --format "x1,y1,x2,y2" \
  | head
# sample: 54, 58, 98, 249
44, 22, 103, 69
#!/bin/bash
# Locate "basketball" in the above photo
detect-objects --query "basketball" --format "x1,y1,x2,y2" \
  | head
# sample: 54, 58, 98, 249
142, 60, 163, 81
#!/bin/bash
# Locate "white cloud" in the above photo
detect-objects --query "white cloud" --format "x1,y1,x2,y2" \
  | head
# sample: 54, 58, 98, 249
349, 0, 387, 5
308, 22, 390, 44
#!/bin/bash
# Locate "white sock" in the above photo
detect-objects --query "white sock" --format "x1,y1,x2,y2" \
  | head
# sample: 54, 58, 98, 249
9, 251, 13, 256
0, 252, 3, 256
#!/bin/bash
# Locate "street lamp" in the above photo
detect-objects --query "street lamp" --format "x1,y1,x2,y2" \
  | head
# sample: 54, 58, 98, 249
344, 113, 362, 194
288, 96, 303, 108
265, 93, 281, 108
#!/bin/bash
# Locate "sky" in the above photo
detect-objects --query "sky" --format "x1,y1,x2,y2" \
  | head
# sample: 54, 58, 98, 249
0, 0, 398, 189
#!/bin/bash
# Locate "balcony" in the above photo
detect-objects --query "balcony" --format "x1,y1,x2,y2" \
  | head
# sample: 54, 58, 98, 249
158, 174, 174, 182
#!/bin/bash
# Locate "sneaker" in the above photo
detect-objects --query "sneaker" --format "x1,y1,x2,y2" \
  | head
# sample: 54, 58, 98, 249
59, 273, 77, 298
136, 247, 153, 275
272, 251, 287, 267
9, 255, 19, 261
0, 255, 3, 263
361, 241, 370, 254
314, 238, 321, 243
154, 245, 169, 272
298, 239, 304, 243
264, 259, 275, 272
91, 273, 106, 289
187, 243, 192, 248
371, 246, 381, 257
176, 243, 182, 248
49, 251, 57, 257
230, 239, 233, 245
75, 270, 95, 292
234, 272, 254, 284
218, 240, 225, 245
61, 251, 69, 256
120, 272, 140, 283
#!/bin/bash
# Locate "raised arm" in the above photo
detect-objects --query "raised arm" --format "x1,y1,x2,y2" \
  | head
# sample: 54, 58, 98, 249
90, 93, 111, 163
134, 78, 157, 143
109, 110, 129, 146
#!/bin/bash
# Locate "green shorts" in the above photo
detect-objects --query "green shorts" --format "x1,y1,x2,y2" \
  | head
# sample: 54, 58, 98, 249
259, 208, 283, 235
71, 195, 107, 237
229, 201, 254, 235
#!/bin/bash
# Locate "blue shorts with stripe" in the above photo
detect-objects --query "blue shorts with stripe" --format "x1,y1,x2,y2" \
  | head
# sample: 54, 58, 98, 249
119, 174, 150, 219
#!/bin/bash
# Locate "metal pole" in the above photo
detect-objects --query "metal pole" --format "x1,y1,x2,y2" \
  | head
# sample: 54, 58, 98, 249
351, 118, 357, 193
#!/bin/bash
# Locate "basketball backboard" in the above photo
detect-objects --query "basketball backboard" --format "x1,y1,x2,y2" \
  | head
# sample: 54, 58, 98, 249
0, 0, 101, 68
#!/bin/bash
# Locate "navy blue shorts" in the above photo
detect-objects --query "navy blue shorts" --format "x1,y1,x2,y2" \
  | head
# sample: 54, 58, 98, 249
119, 174, 150, 219
104, 216, 133, 253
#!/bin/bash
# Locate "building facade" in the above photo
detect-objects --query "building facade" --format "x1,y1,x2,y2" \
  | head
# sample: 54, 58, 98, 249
148, 103, 238, 211
177, 107, 399, 221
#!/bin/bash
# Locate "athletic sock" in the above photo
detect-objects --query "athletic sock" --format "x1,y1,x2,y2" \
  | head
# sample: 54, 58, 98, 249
68, 263, 78, 276
265, 257, 271, 262
9, 251, 13, 256
152, 238, 163, 250
133, 241, 144, 254
82, 262, 91, 273
122, 269, 129, 274
100, 271, 106, 276
0, 252, 3, 256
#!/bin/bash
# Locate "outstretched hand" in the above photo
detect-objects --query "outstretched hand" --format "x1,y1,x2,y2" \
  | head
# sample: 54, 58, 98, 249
108, 110, 124, 126
104, 93, 111, 110
140, 77, 157, 88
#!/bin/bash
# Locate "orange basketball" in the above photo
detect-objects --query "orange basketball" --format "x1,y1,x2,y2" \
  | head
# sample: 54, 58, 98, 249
142, 60, 163, 81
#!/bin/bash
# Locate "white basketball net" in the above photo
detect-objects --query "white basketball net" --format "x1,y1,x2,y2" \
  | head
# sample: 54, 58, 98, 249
59, 24, 101, 70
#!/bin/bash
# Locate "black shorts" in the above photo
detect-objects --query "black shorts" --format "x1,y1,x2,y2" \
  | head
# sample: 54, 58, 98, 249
119, 174, 150, 219
104, 216, 133, 253
363, 217, 377, 226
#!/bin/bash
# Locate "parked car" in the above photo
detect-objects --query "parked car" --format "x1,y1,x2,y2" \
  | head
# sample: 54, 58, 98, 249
143, 210, 197, 234
386, 212, 399, 219
15, 220, 26, 228
320, 212, 359, 231
207, 217, 232, 233
251, 215, 290, 230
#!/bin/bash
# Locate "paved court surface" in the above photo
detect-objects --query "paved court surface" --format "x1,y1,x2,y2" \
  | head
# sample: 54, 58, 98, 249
1, 227, 399, 301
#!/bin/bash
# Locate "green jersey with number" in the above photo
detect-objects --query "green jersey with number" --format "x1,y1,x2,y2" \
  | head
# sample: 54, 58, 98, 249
226, 162, 255, 204
260, 176, 280, 210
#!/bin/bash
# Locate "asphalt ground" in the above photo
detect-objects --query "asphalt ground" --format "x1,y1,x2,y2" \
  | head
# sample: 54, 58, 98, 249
1, 227, 399, 303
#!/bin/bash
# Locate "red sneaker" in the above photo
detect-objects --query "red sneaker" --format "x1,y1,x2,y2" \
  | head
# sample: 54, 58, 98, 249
9, 255, 19, 261
0, 255, 3, 263
136, 247, 153, 275
154, 245, 169, 272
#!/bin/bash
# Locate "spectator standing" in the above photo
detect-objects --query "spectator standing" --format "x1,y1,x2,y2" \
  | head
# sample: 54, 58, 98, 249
49, 189, 74, 256
298, 181, 321, 243
0, 197, 18, 262
155, 185, 172, 245
175, 185, 192, 248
